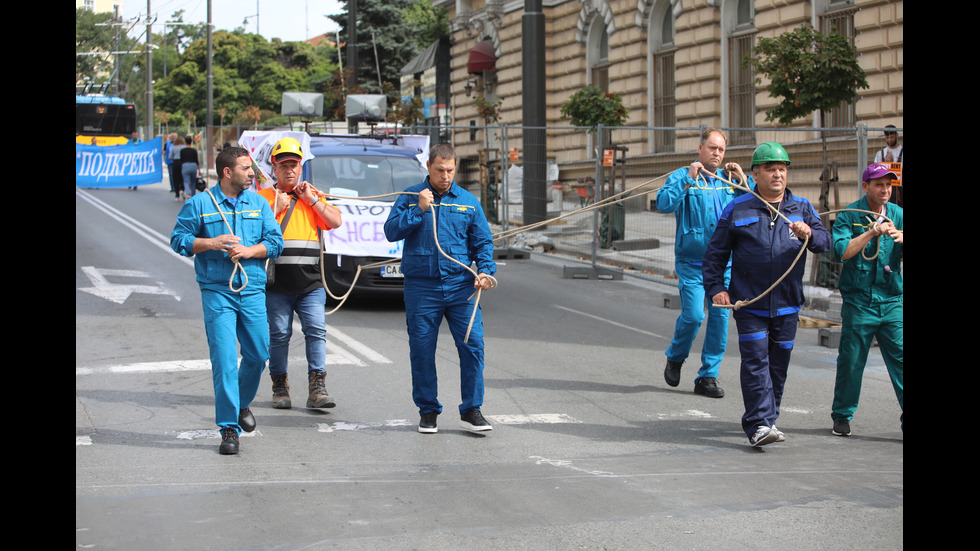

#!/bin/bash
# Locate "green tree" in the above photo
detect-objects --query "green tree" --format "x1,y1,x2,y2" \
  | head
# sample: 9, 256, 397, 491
389, 80, 425, 129
559, 85, 629, 131
744, 23, 869, 211
403, 0, 449, 46
329, 0, 448, 108
154, 30, 338, 128
744, 24, 868, 126
76, 8, 130, 94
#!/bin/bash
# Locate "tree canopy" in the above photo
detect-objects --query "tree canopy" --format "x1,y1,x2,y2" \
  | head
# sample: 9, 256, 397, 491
76, 8, 133, 94
330, 0, 448, 107
77, 1, 446, 130
560, 85, 629, 130
150, 29, 338, 129
744, 24, 869, 125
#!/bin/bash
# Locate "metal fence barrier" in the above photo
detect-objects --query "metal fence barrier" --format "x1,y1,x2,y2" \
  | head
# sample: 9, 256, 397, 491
164, 122, 901, 293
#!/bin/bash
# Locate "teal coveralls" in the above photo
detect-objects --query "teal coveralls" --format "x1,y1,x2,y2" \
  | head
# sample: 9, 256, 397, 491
831, 197, 903, 427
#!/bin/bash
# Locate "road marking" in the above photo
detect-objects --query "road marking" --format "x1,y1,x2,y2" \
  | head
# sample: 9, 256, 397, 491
76, 360, 212, 376
316, 413, 581, 433
78, 266, 181, 304
176, 429, 258, 440
486, 413, 581, 424
529, 455, 616, 477
656, 409, 714, 420
553, 305, 669, 340
77, 328, 390, 375
76, 188, 192, 267
325, 339, 365, 366
326, 326, 392, 364
318, 420, 414, 432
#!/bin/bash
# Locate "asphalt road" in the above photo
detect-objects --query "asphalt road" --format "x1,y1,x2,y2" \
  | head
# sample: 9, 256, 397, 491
76, 182, 903, 550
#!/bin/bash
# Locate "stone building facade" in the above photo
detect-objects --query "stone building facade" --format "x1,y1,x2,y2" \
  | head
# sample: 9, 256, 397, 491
436, 0, 902, 179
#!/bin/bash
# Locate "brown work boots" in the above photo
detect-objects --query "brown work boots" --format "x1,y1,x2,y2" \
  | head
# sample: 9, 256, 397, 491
270, 373, 291, 409
306, 371, 336, 409
270, 372, 336, 409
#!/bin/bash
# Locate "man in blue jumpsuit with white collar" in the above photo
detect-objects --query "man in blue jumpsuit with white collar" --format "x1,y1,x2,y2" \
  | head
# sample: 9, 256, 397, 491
384, 144, 497, 435
703, 142, 830, 447
171, 147, 283, 455
656, 128, 750, 398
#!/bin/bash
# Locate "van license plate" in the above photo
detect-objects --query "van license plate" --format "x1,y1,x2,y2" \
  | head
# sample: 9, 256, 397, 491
381, 264, 403, 278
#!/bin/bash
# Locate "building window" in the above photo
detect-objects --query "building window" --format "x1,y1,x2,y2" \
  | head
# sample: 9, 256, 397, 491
727, 0, 756, 146
588, 17, 612, 151
650, 3, 676, 152
820, 3, 858, 128
588, 19, 610, 94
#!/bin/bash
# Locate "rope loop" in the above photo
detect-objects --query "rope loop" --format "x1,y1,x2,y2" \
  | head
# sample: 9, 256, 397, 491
205, 188, 248, 293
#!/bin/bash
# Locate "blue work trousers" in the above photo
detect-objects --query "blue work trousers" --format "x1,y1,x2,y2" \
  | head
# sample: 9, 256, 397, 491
404, 274, 485, 416
734, 311, 798, 438
267, 287, 327, 376
666, 262, 731, 382
201, 289, 268, 433
832, 300, 903, 424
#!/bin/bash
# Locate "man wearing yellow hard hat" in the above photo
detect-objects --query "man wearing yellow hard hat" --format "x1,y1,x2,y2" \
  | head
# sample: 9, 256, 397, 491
258, 137, 343, 411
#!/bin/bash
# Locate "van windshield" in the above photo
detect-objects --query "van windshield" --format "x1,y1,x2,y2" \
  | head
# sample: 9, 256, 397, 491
308, 155, 425, 199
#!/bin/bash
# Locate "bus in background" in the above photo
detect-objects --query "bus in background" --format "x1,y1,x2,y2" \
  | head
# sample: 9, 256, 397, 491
76, 95, 137, 146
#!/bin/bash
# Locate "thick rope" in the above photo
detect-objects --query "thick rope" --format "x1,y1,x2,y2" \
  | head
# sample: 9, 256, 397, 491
306, 187, 496, 342
702, 167, 901, 311
297, 167, 902, 322
205, 188, 248, 293
699, 166, 807, 311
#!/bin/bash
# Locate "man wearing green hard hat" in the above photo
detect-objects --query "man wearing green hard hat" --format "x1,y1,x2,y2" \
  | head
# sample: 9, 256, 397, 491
702, 142, 831, 447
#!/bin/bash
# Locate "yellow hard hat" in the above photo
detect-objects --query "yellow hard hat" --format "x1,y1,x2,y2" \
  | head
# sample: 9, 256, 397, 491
271, 137, 303, 163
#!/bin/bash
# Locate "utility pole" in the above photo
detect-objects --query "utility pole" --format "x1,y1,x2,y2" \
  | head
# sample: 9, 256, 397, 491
522, 0, 547, 224
206, 0, 214, 183
144, 0, 154, 140
347, 0, 358, 134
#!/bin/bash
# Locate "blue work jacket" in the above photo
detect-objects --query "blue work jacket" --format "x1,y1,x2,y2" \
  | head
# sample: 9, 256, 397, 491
170, 185, 283, 293
703, 189, 830, 317
384, 178, 496, 280
656, 165, 751, 264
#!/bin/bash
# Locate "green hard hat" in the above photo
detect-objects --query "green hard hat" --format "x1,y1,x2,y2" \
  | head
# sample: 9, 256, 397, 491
751, 142, 791, 167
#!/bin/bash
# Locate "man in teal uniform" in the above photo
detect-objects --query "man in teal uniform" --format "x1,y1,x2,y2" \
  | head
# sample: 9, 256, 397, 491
830, 163, 904, 437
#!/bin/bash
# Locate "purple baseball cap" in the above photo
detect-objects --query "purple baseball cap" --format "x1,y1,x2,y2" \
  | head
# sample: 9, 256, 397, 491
862, 163, 899, 183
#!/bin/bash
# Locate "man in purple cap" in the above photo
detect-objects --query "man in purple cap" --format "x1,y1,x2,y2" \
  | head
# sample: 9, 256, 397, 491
830, 163, 903, 437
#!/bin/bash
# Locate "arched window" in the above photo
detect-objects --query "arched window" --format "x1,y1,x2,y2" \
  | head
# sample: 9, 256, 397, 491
587, 17, 610, 93
586, 16, 612, 152
725, 0, 756, 145
648, 1, 676, 152
819, 0, 858, 128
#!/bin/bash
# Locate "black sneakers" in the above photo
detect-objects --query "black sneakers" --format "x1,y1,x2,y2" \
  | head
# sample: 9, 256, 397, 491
418, 412, 438, 434
219, 428, 240, 455
664, 359, 683, 387
460, 410, 493, 433
694, 377, 725, 398
238, 408, 256, 433
833, 419, 851, 437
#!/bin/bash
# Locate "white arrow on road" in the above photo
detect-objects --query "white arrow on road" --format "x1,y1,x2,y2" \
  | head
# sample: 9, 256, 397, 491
78, 266, 181, 304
